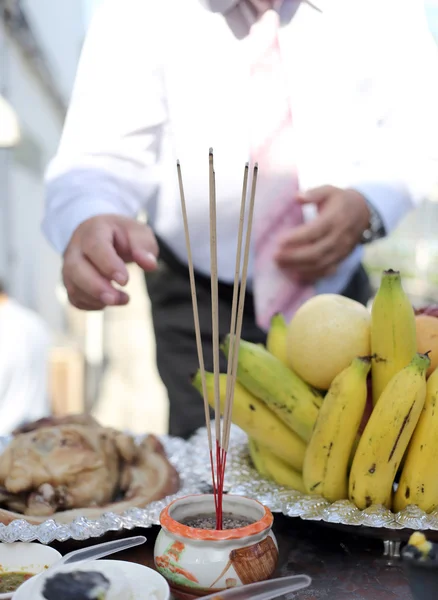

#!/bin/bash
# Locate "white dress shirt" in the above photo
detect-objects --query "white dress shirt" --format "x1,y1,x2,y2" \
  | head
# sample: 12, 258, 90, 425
0, 299, 51, 435
43, 0, 438, 294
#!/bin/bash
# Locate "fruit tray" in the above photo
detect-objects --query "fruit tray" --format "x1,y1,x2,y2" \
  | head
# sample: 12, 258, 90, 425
188, 424, 438, 534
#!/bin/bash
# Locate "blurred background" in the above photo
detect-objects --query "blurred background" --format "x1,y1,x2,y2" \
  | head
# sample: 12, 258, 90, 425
0, 0, 437, 436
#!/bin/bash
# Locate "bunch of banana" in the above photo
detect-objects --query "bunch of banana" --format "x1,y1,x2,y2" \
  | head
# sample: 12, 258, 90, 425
349, 353, 430, 510
371, 269, 417, 405
266, 313, 288, 365
248, 438, 306, 493
192, 370, 306, 471
394, 367, 438, 513
221, 336, 322, 442
303, 356, 371, 502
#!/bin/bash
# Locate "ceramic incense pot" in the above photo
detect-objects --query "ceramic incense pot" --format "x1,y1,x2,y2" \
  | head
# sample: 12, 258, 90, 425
154, 494, 278, 600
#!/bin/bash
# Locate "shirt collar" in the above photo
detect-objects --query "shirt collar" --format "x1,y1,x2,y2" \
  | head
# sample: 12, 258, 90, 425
199, 0, 323, 14
305, 0, 322, 12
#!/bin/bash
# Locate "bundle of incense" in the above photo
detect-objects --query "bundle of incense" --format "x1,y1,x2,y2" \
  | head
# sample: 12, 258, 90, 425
177, 149, 258, 529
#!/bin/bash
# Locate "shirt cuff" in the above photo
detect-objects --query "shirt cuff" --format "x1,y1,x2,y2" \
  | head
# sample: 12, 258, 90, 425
42, 195, 132, 255
43, 169, 142, 254
350, 181, 414, 234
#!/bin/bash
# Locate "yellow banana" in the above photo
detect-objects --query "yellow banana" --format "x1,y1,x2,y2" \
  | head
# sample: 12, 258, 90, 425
303, 356, 371, 502
349, 353, 430, 510
247, 438, 270, 478
349, 435, 361, 471
266, 313, 288, 365
394, 367, 438, 513
371, 269, 417, 405
249, 438, 306, 493
221, 336, 322, 443
192, 370, 306, 471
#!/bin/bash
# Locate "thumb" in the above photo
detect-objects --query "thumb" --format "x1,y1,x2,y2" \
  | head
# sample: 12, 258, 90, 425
297, 185, 335, 205
126, 221, 159, 272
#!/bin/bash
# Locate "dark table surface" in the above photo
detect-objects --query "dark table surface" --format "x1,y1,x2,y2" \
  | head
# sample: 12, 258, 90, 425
56, 515, 414, 599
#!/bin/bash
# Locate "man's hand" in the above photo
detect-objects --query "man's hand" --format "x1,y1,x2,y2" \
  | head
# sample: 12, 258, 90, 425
275, 186, 371, 284
62, 215, 159, 310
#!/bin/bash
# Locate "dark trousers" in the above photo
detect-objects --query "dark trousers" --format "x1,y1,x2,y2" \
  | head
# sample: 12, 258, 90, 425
145, 240, 372, 439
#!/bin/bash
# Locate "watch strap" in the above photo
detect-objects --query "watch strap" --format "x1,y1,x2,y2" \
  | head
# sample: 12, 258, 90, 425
360, 200, 386, 244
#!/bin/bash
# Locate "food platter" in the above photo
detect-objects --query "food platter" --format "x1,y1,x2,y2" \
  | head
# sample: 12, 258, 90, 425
188, 424, 438, 535
0, 432, 204, 544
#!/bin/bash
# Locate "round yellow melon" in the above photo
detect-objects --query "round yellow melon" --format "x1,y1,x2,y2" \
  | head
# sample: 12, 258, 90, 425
286, 294, 371, 390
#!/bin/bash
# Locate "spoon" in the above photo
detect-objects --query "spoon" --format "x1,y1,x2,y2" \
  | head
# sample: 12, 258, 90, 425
56, 535, 147, 567
201, 574, 312, 600
32, 535, 147, 582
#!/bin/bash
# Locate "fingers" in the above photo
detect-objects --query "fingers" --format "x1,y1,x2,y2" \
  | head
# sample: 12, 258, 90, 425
68, 295, 105, 311
277, 249, 338, 282
63, 216, 159, 312
290, 264, 338, 284
296, 185, 335, 205
67, 284, 130, 311
127, 224, 159, 272
277, 212, 332, 248
274, 186, 366, 285
112, 221, 158, 272
63, 253, 130, 308
276, 232, 335, 267
275, 208, 339, 283
281, 262, 338, 285
82, 224, 130, 286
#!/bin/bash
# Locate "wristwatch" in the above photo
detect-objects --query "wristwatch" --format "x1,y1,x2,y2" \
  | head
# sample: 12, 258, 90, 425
360, 200, 386, 244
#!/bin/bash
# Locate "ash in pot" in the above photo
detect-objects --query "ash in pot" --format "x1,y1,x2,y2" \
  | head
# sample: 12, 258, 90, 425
181, 513, 255, 530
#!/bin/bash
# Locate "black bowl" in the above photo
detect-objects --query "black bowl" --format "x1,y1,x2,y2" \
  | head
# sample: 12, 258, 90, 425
402, 551, 438, 600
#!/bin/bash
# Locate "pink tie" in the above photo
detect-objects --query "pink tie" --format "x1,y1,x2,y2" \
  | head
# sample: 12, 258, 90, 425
249, 9, 314, 331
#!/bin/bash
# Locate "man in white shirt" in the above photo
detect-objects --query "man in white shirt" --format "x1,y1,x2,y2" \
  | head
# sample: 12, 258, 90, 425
43, 0, 438, 438
0, 281, 51, 435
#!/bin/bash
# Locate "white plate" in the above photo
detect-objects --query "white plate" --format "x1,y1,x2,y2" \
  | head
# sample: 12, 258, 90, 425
12, 559, 170, 600
0, 543, 61, 599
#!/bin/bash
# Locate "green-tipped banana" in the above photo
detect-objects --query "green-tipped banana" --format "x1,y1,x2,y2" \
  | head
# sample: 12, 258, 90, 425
192, 370, 306, 471
222, 336, 322, 443
266, 313, 288, 365
371, 269, 417, 405
349, 352, 430, 510
249, 438, 306, 493
303, 356, 371, 502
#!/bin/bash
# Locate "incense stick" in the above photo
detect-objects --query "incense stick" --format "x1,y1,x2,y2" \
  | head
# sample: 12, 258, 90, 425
216, 163, 258, 526
209, 150, 221, 447
221, 163, 249, 451
176, 160, 216, 497
222, 164, 258, 455
208, 149, 223, 528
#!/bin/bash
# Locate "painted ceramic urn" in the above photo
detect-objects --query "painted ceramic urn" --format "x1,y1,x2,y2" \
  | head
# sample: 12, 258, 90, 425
154, 494, 278, 599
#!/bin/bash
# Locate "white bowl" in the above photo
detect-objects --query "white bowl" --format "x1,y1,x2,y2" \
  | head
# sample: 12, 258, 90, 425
12, 559, 170, 600
0, 542, 61, 599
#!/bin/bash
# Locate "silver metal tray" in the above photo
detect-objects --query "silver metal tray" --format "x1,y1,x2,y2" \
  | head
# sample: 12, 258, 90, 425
188, 424, 438, 532
0, 435, 205, 544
